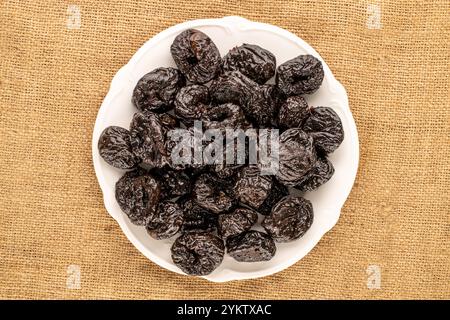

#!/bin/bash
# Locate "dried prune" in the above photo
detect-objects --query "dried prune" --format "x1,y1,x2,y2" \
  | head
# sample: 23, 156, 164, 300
276, 55, 324, 96
146, 201, 183, 239
262, 196, 313, 242
278, 96, 310, 129
165, 127, 206, 170
302, 106, 344, 154
132, 67, 185, 113
211, 71, 277, 127
234, 166, 272, 209
217, 208, 258, 239
210, 141, 247, 179
159, 113, 180, 130
245, 87, 278, 127
174, 85, 210, 125
226, 230, 276, 262
178, 196, 218, 232
258, 179, 289, 215
115, 169, 161, 225
213, 163, 241, 179
130, 112, 167, 168
170, 29, 221, 84
193, 173, 237, 214
210, 71, 256, 106
171, 231, 224, 275
204, 103, 250, 132
223, 44, 276, 84
260, 84, 284, 112
276, 128, 317, 186
150, 167, 192, 199
295, 157, 334, 192
98, 126, 139, 169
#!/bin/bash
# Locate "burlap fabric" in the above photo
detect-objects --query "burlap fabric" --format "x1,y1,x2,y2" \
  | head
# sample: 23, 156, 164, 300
0, 0, 448, 300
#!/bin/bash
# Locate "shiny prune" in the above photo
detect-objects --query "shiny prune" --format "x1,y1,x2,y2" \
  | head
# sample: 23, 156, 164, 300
165, 127, 195, 170
276, 128, 317, 186
98, 126, 139, 169
223, 44, 276, 84
210, 140, 247, 179
245, 86, 278, 127
174, 85, 210, 125
226, 230, 276, 262
159, 113, 180, 130
130, 111, 167, 168
115, 169, 161, 225
302, 106, 344, 154
278, 96, 310, 129
260, 84, 284, 112
132, 67, 185, 113
193, 173, 237, 214
233, 166, 272, 209
177, 196, 218, 232
262, 196, 313, 242
211, 71, 277, 127
146, 201, 183, 239
209, 70, 256, 106
170, 29, 221, 84
258, 179, 289, 215
213, 163, 243, 180
150, 167, 192, 199
276, 55, 324, 96
217, 208, 258, 239
204, 103, 250, 132
171, 232, 224, 276
295, 156, 334, 192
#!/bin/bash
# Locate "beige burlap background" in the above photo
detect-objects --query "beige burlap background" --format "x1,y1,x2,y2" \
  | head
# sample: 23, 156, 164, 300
0, 0, 449, 300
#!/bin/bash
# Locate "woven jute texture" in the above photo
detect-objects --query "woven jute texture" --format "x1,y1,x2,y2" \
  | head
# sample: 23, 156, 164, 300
0, 0, 449, 300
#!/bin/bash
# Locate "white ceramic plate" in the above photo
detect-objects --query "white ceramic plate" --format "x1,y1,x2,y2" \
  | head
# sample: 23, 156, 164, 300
92, 16, 359, 282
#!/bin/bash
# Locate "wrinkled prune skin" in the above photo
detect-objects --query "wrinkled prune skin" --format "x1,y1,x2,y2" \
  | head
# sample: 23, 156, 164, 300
98, 126, 139, 169
278, 96, 310, 129
276, 55, 324, 96
115, 169, 161, 225
170, 29, 221, 84
260, 84, 284, 112
223, 44, 276, 84
213, 164, 242, 180
132, 67, 185, 113
165, 127, 194, 170
150, 167, 192, 199
159, 113, 180, 130
226, 230, 276, 262
217, 208, 258, 239
204, 103, 250, 132
210, 71, 256, 106
210, 140, 247, 180
245, 87, 278, 127
146, 201, 183, 239
262, 196, 313, 242
171, 232, 224, 276
130, 112, 167, 168
294, 156, 334, 192
177, 196, 218, 232
193, 173, 237, 214
174, 85, 210, 125
276, 128, 317, 186
258, 179, 289, 215
302, 106, 344, 154
234, 166, 272, 209
211, 72, 277, 127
